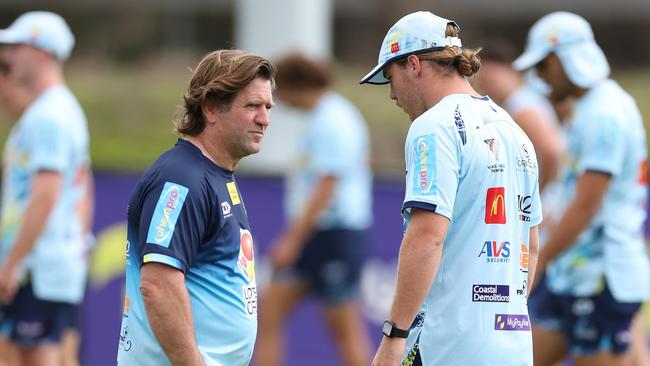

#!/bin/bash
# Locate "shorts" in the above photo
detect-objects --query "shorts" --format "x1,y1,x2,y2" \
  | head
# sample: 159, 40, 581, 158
0, 282, 79, 347
276, 229, 367, 304
528, 275, 641, 356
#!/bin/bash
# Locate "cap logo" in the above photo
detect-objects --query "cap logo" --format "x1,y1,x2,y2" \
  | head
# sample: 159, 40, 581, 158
390, 42, 400, 53
548, 34, 559, 46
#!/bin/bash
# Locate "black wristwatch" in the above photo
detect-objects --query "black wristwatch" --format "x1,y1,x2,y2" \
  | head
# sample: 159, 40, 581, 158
382, 320, 409, 338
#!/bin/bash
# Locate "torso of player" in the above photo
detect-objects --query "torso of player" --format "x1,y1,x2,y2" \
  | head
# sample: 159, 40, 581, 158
118, 140, 257, 366
403, 95, 540, 365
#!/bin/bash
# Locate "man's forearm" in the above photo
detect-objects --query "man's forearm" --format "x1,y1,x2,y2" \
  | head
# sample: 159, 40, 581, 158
141, 264, 203, 366
389, 235, 443, 329
287, 175, 336, 243
388, 210, 446, 330
4, 172, 61, 270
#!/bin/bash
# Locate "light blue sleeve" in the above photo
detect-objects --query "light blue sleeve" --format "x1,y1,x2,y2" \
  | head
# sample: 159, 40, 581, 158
576, 112, 625, 176
530, 173, 543, 227
402, 123, 460, 220
27, 117, 69, 173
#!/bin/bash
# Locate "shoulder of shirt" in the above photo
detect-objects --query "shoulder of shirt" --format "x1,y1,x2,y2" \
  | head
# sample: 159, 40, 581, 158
577, 80, 637, 122
23, 86, 85, 127
313, 92, 366, 128
142, 144, 212, 192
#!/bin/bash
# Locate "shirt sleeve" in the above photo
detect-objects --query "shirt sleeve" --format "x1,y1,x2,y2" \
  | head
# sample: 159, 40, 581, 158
27, 117, 69, 173
576, 112, 625, 176
402, 122, 460, 220
137, 176, 214, 273
530, 171, 543, 227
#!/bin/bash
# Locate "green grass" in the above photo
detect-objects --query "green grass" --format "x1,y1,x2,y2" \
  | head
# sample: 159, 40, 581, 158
1, 59, 649, 175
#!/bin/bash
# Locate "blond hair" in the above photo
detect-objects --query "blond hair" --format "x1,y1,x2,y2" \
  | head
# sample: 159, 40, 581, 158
412, 24, 481, 77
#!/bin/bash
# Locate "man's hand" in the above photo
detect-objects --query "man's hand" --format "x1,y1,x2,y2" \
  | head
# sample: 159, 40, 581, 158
270, 232, 301, 270
372, 337, 406, 366
0, 264, 20, 304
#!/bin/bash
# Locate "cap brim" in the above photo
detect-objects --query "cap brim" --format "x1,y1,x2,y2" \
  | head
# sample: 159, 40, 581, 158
0, 29, 24, 45
513, 47, 549, 71
359, 62, 390, 85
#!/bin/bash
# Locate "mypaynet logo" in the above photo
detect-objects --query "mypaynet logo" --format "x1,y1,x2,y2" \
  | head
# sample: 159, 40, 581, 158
494, 314, 531, 331
472, 284, 509, 303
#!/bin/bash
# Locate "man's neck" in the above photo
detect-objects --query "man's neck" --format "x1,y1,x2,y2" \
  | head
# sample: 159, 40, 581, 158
423, 76, 479, 110
21, 68, 64, 115
184, 134, 238, 172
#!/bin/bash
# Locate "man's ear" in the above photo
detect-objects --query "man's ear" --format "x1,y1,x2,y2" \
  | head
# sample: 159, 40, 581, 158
407, 54, 421, 74
201, 101, 219, 125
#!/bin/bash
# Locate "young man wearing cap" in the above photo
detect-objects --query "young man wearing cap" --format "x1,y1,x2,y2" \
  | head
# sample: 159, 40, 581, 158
0, 12, 93, 366
360, 11, 541, 366
513, 11, 650, 366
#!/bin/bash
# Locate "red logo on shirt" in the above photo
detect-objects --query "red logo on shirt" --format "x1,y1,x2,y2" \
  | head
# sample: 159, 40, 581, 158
390, 42, 399, 53
485, 187, 506, 224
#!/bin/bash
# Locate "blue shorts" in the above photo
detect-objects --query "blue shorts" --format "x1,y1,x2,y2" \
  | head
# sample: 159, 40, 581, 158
0, 282, 79, 347
276, 229, 367, 304
528, 276, 641, 356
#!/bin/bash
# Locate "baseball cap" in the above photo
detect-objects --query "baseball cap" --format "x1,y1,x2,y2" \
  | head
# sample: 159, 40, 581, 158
513, 11, 609, 88
0, 11, 75, 61
360, 11, 462, 85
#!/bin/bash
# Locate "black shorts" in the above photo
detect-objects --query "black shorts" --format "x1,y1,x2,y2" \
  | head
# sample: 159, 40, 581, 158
276, 229, 367, 304
0, 282, 79, 347
528, 275, 641, 356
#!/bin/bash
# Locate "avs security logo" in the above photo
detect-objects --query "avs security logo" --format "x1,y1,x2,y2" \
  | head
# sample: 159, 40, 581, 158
413, 134, 436, 196
479, 241, 511, 263
472, 284, 510, 303
147, 182, 189, 247
485, 187, 506, 224
494, 314, 531, 331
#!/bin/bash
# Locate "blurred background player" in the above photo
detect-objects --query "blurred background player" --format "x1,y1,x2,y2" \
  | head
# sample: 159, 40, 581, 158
255, 53, 373, 366
515, 11, 650, 366
116, 49, 275, 365
360, 11, 541, 366
0, 11, 93, 366
474, 39, 564, 192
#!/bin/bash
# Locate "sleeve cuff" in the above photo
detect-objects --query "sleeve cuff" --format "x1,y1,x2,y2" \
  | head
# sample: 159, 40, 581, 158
143, 253, 185, 272
402, 201, 451, 218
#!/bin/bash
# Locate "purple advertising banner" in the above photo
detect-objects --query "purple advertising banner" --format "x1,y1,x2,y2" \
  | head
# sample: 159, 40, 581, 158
81, 172, 650, 365
82, 172, 406, 366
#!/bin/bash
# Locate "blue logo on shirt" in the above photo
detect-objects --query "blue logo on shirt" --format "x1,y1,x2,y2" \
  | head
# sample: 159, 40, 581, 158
146, 182, 189, 247
413, 134, 436, 195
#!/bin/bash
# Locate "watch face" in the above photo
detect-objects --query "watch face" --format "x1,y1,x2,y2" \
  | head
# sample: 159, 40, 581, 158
382, 321, 392, 336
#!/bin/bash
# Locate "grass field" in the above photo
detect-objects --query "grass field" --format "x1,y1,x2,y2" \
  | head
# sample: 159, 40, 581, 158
1, 58, 649, 175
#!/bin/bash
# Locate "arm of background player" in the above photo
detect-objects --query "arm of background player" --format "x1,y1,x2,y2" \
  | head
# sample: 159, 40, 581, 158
0, 171, 62, 303
271, 175, 337, 269
513, 108, 563, 191
527, 226, 539, 295
535, 171, 610, 281
83, 168, 95, 237
372, 208, 447, 365
141, 262, 204, 366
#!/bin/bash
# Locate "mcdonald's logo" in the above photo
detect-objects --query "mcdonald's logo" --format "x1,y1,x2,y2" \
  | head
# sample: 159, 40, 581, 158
485, 187, 506, 224
390, 42, 400, 53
